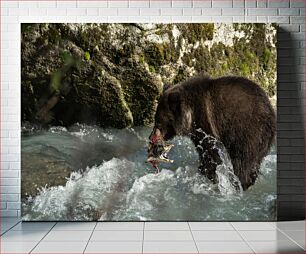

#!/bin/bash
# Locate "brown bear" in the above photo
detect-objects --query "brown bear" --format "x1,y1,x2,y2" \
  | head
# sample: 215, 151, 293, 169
149, 75, 276, 190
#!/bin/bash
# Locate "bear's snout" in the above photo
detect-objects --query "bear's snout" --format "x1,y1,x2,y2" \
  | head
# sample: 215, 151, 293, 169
149, 127, 163, 143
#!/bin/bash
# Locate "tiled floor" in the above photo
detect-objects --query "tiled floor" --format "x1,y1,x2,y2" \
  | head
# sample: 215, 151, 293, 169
0, 218, 304, 253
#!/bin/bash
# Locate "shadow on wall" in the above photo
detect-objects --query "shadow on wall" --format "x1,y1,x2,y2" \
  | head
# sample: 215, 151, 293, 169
277, 27, 305, 221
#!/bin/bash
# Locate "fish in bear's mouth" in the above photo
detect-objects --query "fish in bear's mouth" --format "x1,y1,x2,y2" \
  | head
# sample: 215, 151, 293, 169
146, 131, 174, 172
147, 142, 174, 163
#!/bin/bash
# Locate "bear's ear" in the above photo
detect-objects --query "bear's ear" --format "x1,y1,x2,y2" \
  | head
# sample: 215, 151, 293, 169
168, 92, 181, 115
163, 83, 171, 93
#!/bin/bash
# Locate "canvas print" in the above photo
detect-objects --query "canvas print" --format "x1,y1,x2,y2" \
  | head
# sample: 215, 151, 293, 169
21, 23, 277, 221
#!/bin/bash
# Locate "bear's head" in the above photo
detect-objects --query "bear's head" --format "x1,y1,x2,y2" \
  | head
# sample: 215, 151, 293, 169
149, 86, 193, 142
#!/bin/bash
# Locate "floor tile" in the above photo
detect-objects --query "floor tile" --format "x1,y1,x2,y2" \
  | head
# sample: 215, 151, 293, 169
1, 228, 8, 235
232, 222, 276, 230
0, 241, 37, 253
197, 241, 253, 253
1, 221, 21, 228
282, 230, 305, 241
276, 221, 305, 231
1, 217, 21, 224
282, 230, 305, 249
1, 224, 18, 235
11, 222, 55, 231
85, 241, 142, 253
269, 222, 278, 229
189, 222, 234, 231
90, 230, 143, 241
249, 240, 304, 253
42, 230, 92, 242
1, 221, 21, 234
52, 222, 96, 231
144, 230, 193, 241
0, 230, 47, 242
95, 222, 143, 231
32, 241, 87, 253
192, 230, 243, 241
143, 241, 198, 253
145, 222, 189, 231
239, 230, 290, 241
295, 240, 305, 250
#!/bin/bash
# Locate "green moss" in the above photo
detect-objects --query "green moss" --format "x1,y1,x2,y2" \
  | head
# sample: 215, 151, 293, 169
119, 69, 160, 126
239, 63, 251, 76
149, 65, 156, 73
262, 48, 272, 69
144, 44, 161, 69
165, 46, 180, 64
50, 71, 61, 92
155, 29, 163, 36
144, 42, 179, 70
173, 67, 190, 84
61, 51, 71, 62
21, 23, 276, 128
84, 51, 91, 61
179, 24, 276, 97
177, 24, 214, 44
122, 43, 135, 56
221, 62, 228, 71
139, 54, 145, 64
187, 45, 210, 73
21, 23, 36, 34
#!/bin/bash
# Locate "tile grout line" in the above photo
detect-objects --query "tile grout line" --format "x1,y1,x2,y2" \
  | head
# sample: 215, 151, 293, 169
142, 222, 145, 254
29, 222, 57, 254
187, 222, 200, 254
276, 227, 306, 251
268, 222, 277, 229
229, 222, 256, 254
0, 219, 21, 236
83, 222, 97, 254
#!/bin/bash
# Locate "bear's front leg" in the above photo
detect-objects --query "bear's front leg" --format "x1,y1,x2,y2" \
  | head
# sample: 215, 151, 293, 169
190, 130, 222, 183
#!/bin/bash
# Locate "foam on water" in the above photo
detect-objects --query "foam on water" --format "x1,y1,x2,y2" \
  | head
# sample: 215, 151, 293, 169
23, 158, 136, 220
22, 124, 276, 221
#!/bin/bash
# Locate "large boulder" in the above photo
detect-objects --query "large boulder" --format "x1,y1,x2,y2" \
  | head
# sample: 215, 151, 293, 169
21, 23, 277, 128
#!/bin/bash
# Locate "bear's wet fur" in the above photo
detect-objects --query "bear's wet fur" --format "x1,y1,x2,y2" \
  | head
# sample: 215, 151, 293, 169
150, 75, 276, 190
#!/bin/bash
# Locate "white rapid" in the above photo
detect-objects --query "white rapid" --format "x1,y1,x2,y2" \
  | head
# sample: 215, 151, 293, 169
22, 124, 276, 221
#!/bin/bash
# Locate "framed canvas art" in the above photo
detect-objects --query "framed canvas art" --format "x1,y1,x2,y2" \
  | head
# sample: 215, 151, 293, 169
21, 23, 277, 221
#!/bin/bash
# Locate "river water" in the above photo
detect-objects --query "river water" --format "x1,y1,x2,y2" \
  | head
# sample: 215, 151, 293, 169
22, 124, 276, 221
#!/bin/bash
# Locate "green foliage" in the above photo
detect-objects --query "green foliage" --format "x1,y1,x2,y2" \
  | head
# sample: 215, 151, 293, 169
84, 51, 91, 61
50, 71, 61, 93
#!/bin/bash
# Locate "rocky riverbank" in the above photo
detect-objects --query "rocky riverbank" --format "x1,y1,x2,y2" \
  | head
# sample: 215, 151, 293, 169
22, 23, 277, 128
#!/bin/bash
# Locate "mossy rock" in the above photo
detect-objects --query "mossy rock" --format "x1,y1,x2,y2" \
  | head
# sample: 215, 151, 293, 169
177, 23, 214, 44
21, 23, 277, 128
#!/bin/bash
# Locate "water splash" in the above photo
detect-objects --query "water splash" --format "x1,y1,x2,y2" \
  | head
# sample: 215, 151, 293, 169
22, 124, 276, 221
194, 128, 243, 196
23, 158, 135, 221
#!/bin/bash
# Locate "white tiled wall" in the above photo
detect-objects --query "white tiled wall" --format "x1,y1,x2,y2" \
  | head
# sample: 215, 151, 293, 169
1, 0, 305, 217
